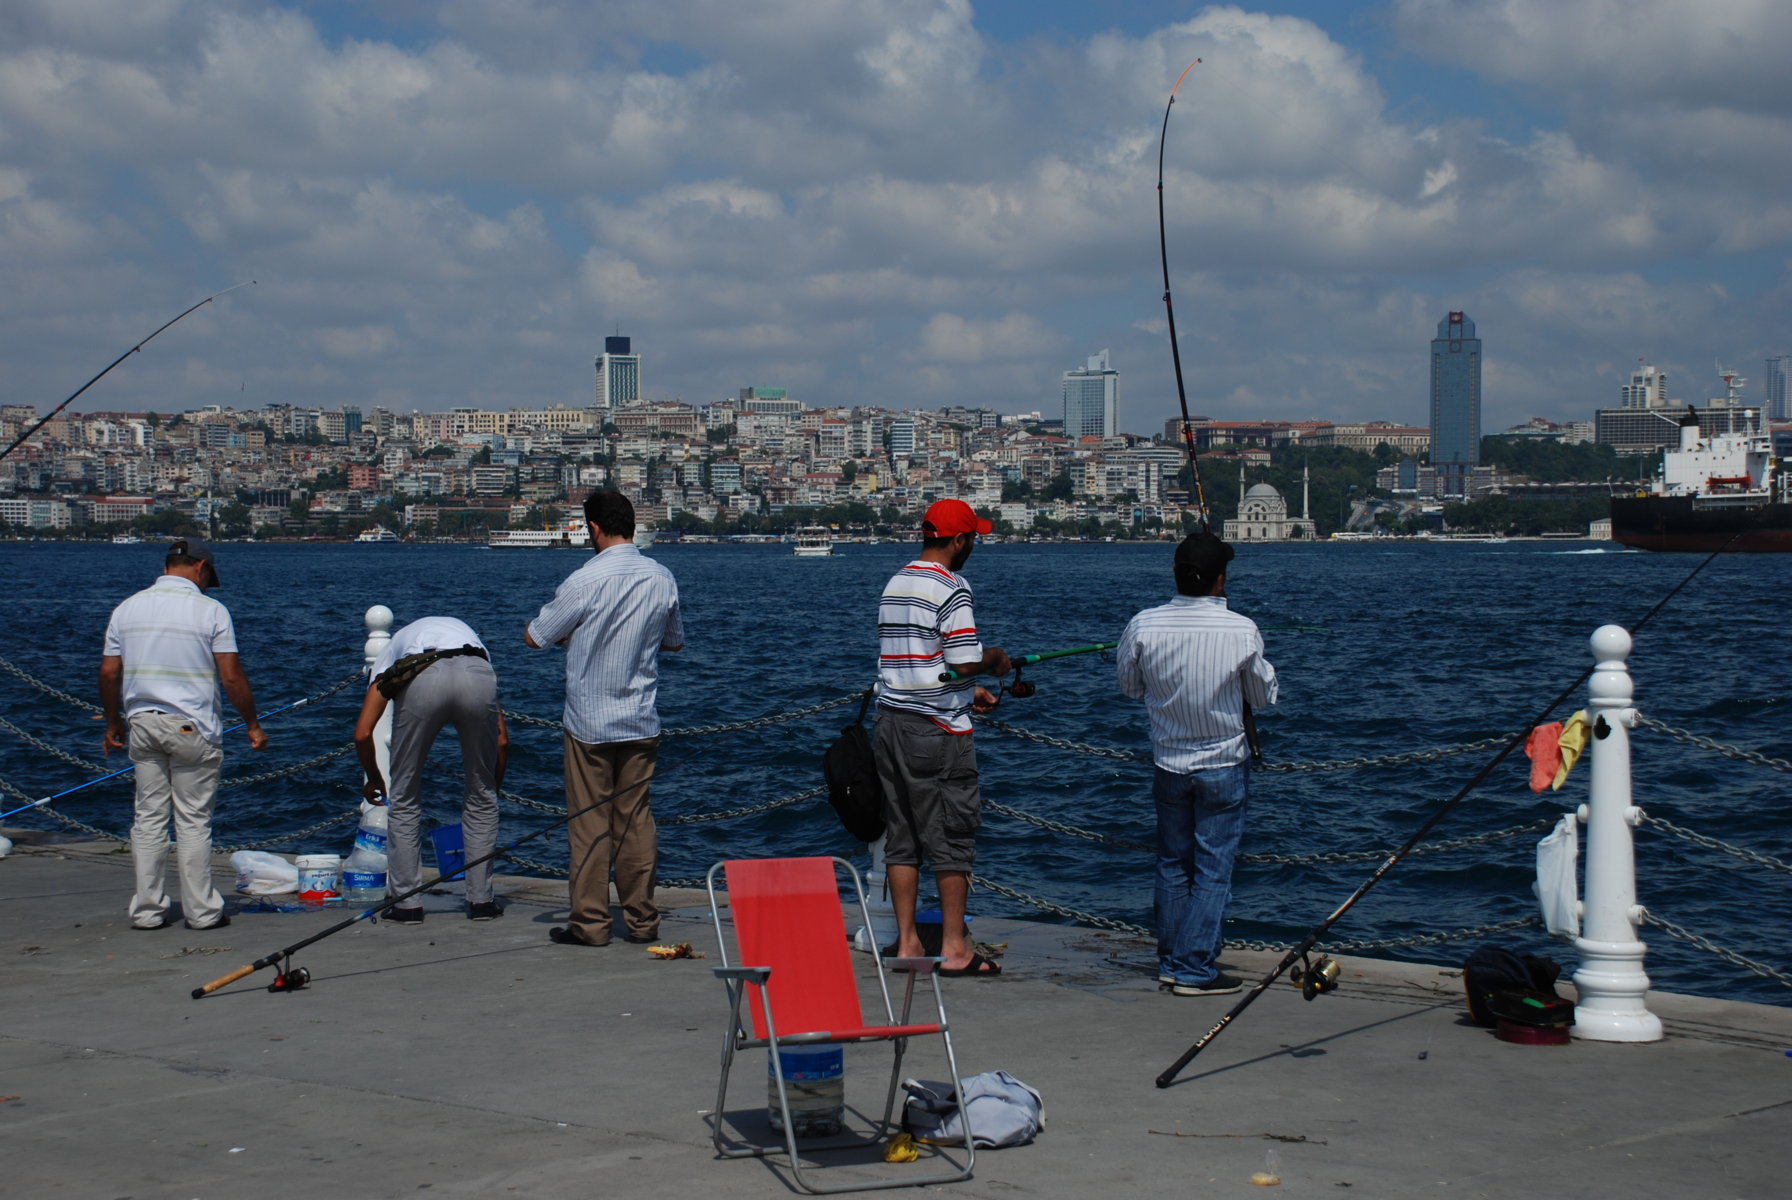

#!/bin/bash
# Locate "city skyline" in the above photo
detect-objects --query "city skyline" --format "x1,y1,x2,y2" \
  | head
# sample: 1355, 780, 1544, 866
1, 2, 1787, 431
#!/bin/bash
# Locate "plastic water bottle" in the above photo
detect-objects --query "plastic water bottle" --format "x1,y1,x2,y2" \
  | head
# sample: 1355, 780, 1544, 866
340, 801, 390, 901
767, 1044, 844, 1137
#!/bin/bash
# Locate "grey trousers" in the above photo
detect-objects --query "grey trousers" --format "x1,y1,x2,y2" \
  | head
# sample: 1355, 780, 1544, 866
128, 712, 226, 928
387, 655, 500, 905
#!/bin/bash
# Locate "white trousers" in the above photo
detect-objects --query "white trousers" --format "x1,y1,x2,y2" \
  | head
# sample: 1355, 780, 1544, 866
128, 712, 226, 928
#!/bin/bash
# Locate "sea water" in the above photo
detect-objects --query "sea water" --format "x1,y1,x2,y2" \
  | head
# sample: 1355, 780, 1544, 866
4, 540, 1789, 1005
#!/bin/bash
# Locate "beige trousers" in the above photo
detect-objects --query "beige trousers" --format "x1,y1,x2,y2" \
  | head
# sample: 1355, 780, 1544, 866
128, 712, 226, 929
563, 734, 659, 945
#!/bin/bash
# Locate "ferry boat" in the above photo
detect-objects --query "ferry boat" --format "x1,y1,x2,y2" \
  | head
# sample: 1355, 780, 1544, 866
1610, 375, 1792, 552
633, 524, 657, 549
793, 526, 834, 556
490, 522, 589, 549
355, 525, 400, 544
110, 533, 142, 544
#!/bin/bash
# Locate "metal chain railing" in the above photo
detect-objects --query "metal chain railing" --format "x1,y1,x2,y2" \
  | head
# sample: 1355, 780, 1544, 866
1635, 715, 1792, 774
1641, 815, 1792, 876
985, 799, 1553, 866
505, 692, 862, 739
219, 742, 358, 788
0, 714, 111, 774
0, 652, 103, 713
1641, 911, 1792, 989
974, 717, 1513, 774
216, 807, 360, 853
498, 783, 826, 825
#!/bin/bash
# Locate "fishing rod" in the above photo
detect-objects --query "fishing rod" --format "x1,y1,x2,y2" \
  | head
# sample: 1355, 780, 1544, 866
192, 731, 707, 998
939, 641, 1118, 683
1154, 533, 1742, 1087
0, 282, 256, 465
1157, 59, 1208, 531
0, 690, 334, 824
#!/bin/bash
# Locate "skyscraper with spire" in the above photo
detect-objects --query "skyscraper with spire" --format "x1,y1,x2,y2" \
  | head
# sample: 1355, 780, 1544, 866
1428, 311, 1481, 497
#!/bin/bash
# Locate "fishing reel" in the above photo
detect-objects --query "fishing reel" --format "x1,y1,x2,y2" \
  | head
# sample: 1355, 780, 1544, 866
1289, 953, 1341, 1001
268, 954, 310, 994
1001, 667, 1036, 701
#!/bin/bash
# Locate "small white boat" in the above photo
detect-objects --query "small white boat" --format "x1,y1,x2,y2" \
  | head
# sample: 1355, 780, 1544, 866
111, 533, 142, 545
355, 525, 400, 543
793, 526, 834, 556
633, 524, 657, 549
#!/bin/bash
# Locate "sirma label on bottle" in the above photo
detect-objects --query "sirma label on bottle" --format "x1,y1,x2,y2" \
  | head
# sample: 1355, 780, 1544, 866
342, 870, 386, 889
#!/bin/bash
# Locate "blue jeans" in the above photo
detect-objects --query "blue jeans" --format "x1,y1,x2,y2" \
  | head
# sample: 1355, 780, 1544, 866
1153, 763, 1249, 986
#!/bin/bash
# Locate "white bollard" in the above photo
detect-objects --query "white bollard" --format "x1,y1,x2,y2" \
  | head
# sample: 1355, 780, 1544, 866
1571, 624, 1663, 1042
363, 606, 394, 795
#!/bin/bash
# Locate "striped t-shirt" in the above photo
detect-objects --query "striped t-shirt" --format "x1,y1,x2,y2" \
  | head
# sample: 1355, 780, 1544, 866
102, 575, 239, 743
877, 560, 983, 733
1116, 594, 1278, 772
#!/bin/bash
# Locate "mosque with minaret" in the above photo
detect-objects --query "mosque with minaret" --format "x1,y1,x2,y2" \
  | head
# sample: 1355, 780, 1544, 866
1222, 462, 1319, 542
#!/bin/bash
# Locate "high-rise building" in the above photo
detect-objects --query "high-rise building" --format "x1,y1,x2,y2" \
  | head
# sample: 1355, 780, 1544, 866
594, 335, 640, 411
1621, 362, 1669, 409
1428, 312, 1481, 496
1766, 355, 1790, 421
1062, 349, 1119, 440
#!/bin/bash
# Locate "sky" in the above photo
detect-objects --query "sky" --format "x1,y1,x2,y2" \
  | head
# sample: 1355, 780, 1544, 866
2, 0, 1788, 435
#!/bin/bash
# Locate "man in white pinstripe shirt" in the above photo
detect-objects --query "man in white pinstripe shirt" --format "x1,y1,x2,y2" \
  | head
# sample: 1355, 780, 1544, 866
1117, 532, 1277, 996
525, 492, 683, 948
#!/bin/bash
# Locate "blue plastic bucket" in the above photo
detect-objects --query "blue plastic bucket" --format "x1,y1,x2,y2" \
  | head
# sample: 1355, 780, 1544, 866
428, 823, 467, 881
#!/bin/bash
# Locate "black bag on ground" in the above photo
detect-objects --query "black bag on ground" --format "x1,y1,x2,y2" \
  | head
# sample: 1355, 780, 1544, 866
1462, 944, 1571, 1028
822, 689, 885, 843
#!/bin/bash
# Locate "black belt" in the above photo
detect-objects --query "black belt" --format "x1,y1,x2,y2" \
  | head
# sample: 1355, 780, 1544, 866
375, 644, 489, 699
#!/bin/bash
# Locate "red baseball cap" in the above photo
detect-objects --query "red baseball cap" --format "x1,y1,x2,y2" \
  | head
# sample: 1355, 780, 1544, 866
921, 499, 992, 537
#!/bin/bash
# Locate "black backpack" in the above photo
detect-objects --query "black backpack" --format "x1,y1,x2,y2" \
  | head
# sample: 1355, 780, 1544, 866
1462, 944, 1573, 1028
822, 689, 886, 843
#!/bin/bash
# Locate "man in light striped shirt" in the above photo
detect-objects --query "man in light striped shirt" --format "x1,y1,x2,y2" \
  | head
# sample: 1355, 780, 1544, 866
875, 500, 1010, 977
1117, 532, 1277, 997
100, 538, 266, 931
526, 492, 683, 948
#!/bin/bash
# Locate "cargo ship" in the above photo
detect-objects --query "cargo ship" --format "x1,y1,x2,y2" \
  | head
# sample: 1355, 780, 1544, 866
1609, 375, 1792, 552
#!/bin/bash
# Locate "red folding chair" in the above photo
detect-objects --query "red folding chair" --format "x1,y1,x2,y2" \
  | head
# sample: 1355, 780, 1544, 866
706, 856, 974, 1194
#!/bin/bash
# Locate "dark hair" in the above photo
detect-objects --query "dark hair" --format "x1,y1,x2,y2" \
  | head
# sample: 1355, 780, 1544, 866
921, 535, 957, 552
583, 490, 635, 538
165, 552, 202, 571
1173, 532, 1234, 596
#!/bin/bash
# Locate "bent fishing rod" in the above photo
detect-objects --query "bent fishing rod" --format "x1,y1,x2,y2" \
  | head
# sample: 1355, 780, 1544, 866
0, 282, 256, 465
1158, 59, 1208, 531
1154, 534, 1741, 1088
0, 691, 327, 824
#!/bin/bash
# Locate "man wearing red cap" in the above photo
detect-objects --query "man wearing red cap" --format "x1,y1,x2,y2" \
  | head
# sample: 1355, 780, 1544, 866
873, 499, 1010, 976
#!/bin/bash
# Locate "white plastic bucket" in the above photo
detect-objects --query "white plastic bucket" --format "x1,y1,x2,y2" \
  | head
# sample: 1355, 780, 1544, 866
296, 853, 341, 903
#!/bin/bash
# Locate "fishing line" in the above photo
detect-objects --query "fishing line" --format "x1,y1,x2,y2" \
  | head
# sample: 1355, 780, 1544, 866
0, 282, 256, 464
1153, 533, 1742, 1086
0, 691, 336, 824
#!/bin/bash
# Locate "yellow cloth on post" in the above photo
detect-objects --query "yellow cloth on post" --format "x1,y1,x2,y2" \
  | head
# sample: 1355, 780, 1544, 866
1552, 710, 1591, 790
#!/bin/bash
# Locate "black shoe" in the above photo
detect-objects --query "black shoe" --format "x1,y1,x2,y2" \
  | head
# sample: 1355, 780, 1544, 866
184, 915, 230, 932
1167, 972, 1243, 997
133, 915, 174, 931
387, 907, 425, 925
623, 931, 659, 944
549, 925, 606, 947
467, 902, 502, 921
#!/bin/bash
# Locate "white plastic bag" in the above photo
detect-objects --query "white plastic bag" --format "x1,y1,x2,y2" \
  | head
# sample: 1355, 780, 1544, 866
231, 849, 299, 895
1533, 813, 1579, 938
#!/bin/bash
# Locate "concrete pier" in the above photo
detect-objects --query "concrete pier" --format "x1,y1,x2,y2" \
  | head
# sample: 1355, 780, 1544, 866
3, 832, 1788, 1199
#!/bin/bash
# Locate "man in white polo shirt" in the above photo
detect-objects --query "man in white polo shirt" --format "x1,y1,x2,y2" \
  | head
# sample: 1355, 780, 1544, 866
100, 538, 266, 931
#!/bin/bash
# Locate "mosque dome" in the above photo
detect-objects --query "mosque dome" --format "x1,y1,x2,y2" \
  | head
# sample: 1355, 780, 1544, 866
1243, 483, 1281, 500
